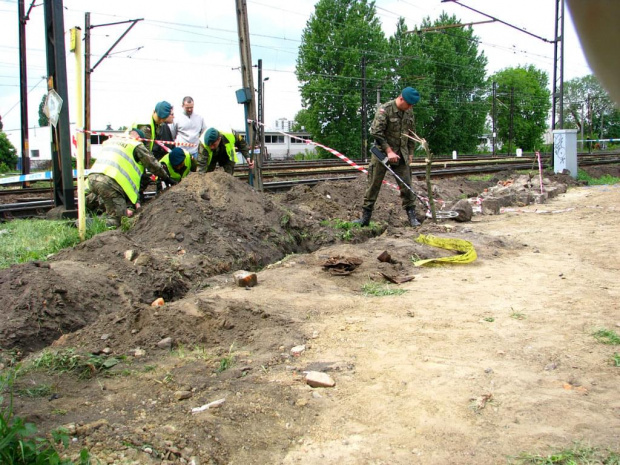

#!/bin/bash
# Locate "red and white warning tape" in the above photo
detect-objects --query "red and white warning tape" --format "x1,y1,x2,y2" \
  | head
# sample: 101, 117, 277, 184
76, 128, 197, 149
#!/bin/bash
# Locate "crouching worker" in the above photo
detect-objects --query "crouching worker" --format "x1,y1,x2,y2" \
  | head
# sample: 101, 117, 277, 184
197, 128, 251, 175
86, 128, 175, 227
160, 146, 197, 185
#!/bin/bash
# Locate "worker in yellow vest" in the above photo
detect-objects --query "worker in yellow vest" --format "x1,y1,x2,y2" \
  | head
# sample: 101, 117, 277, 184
197, 128, 251, 175
86, 128, 174, 227
160, 147, 197, 183
131, 101, 175, 160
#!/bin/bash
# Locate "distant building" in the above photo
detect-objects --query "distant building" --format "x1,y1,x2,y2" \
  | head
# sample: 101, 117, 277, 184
273, 118, 295, 132
237, 129, 313, 160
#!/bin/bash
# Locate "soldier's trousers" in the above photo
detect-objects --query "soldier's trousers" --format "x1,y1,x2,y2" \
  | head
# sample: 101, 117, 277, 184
362, 156, 416, 211
86, 173, 128, 227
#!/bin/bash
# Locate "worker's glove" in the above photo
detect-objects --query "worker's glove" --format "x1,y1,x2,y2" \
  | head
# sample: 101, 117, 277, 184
163, 176, 178, 187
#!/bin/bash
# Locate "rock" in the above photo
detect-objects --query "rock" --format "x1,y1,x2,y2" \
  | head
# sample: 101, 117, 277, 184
291, 345, 306, 357
124, 249, 137, 261
481, 198, 500, 215
134, 253, 152, 266
234, 271, 258, 287
157, 337, 173, 349
305, 371, 335, 388
174, 391, 193, 401
451, 199, 473, 222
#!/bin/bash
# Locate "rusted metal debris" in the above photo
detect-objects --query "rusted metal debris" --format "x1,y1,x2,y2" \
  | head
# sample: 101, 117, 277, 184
321, 256, 363, 275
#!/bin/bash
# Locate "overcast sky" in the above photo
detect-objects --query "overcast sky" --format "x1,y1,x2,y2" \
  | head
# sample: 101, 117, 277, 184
0, 0, 592, 140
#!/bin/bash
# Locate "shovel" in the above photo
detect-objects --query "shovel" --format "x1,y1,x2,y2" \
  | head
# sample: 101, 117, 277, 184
370, 146, 457, 219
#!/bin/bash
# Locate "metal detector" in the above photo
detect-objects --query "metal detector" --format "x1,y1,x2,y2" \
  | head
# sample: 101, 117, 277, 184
370, 147, 458, 219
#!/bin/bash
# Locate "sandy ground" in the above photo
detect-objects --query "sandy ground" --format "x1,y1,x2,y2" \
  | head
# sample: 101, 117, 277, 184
4, 175, 620, 464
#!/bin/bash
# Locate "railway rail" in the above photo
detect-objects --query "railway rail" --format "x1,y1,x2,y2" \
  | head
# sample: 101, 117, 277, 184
1, 151, 619, 220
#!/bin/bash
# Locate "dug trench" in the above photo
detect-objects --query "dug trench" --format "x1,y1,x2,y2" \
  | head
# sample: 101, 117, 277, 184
3, 167, 618, 464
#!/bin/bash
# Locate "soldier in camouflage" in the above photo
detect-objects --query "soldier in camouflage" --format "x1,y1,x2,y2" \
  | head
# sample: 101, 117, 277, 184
354, 87, 422, 227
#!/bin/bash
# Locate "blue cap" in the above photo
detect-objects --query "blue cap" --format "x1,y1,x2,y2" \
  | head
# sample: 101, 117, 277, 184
169, 147, 185, 167
155, 101, 172, 119
131, 128, 145, 139
401, 87, 420, 105
204, 128, 220, 145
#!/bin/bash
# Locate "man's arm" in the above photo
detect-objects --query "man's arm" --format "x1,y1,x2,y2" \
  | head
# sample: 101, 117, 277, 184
369, 106, 390, 153
133, 143, 170, 181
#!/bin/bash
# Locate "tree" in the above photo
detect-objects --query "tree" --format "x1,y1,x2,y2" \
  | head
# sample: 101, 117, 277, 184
387, 14, 488, 155
296, 0, 388, 159
489, 65, 551, 152
0, 132, 18, 171
563, 74, 619, 141
38, 94, 49, 127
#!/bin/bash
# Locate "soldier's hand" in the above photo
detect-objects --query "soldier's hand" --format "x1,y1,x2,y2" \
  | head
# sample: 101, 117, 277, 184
387, 151, 399, 164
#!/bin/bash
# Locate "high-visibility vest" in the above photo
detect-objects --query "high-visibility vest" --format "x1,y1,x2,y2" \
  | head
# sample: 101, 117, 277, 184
199, 129, 239, 166
90, 138, 144, 204
161, 148, 191, 181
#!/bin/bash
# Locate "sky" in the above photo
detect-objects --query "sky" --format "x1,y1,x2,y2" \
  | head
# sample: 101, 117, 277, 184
0, 0, 593, 144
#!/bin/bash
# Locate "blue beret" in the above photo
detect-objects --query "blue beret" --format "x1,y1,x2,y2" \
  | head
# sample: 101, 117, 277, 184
131, 128, 145, 140
169, 147, 185, 167
155, 101, 172, 119
401, 87, 420, 105
204, 128, 220, 145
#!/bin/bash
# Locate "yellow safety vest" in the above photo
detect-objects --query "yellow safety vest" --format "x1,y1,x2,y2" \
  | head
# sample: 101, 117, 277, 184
199, 129, 239, 166
161, 149, 191, 182
129, 118, 156, 151
90, 138, 144, 204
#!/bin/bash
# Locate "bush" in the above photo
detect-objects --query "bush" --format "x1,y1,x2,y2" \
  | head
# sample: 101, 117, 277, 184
0, 132, 18, 169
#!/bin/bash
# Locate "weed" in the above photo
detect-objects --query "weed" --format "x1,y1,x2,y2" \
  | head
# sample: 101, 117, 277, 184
217, 343, 237, 373
120, 215, 134, 232
142, 365, 157, 373
361, 281, 407, 297
51, 409, 67, 415
592, 329, 620, 345
26, 348, 123, 379
510, 312, 526, 320
612, 353, 620, 367
483, 317, 495, 323
511, 442, 620, 464
15, 383, 54, 398
577, 169, 620, 185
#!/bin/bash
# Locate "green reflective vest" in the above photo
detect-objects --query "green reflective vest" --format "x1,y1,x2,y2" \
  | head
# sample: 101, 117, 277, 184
161, 149, 191, 182
90, 138, 144, 204
199, 130, 239, 166
129, 118, 157, 151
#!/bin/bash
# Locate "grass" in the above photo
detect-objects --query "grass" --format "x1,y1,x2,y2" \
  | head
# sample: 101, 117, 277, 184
511, 442, 620, 464
26, 348, 123, 379
577, 169, 620, 185
592, 329, 620, 345
15, 383, 54, 398
0, 216, 110, 269
216, 343, 237, 373
612, 353, 620, 367
361, 281, 407, 297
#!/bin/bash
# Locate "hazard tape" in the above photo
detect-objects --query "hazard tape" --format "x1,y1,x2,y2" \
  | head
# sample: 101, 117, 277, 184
76, 129, 197, 148
0, 169, 91, 185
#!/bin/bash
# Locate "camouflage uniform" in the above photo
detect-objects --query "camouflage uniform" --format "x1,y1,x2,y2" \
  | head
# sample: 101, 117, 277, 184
87, 139, 170, 227
362, 98, 417, 212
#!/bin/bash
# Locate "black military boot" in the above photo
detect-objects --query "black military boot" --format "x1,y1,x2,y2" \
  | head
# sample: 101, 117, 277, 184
353, 208, 372, 227
406, 207, 421, 227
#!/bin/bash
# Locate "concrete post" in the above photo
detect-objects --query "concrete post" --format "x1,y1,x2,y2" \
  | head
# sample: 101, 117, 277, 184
553, 129, 578, 178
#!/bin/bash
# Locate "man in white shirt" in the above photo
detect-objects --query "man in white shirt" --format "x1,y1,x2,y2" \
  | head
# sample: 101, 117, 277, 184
170, 96, 207, 159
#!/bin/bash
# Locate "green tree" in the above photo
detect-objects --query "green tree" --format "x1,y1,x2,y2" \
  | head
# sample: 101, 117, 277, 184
0, 132, 18, 171
38, 93, 49, 127
564, 74, 619, 141
296, 0, 388, 159
386, 14, 488, 155
489, 65, 551, 152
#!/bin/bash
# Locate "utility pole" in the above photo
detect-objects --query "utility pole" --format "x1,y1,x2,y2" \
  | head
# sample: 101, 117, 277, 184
235, 0, 261, 190
508, 86, 514, 155
18, 0, 33, 187
492, 81, 497, 156
84, 14, 142, 168
361, 55, 368, 160
44, 0, 75, 215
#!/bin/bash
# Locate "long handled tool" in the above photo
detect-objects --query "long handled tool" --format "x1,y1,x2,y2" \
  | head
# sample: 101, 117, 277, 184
371, 147, 458, 219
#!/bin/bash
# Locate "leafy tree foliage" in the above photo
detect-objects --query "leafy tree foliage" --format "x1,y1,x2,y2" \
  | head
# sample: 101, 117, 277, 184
0, 132, 18, 170
296, 0, 388, 159
38, 94, 49, 127
563, 74, 620, 139
387, 14, 488, 155
489, 65, 551, 152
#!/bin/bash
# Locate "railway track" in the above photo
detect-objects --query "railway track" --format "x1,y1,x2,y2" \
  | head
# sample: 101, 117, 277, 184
1, 151, 619, 219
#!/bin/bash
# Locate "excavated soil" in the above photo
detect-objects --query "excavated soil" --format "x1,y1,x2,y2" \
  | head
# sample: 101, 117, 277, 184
1, 166, 618, 465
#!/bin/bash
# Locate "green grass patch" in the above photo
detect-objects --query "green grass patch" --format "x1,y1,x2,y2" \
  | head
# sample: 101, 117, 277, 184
361, 281, 407, 297
0, 216, 110, 269
577, 169, 620, 185
466, 174, 494, 182
15, 383, 54, 398
611, 353, 620, 367
26, 348, 122, 379
593, 329, 620, 345
511, 442, 620, 464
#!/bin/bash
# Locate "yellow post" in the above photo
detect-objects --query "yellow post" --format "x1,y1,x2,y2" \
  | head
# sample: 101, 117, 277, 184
70, 27, 86, 240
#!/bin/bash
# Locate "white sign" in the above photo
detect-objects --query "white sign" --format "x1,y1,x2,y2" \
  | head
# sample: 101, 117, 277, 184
43, 90, 63, 127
